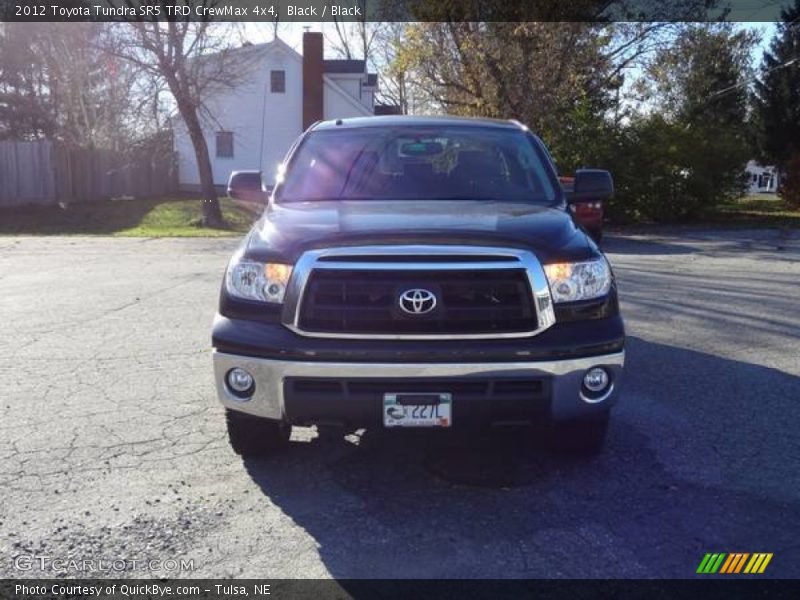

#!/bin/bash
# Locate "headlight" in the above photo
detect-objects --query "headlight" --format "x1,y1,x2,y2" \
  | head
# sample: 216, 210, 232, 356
225, 257, 293, 303
543, 258, 611, 303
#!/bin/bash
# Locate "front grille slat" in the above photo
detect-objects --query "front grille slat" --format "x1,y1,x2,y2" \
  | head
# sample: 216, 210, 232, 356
316, 254, 518, 263
298, 267, 537, 335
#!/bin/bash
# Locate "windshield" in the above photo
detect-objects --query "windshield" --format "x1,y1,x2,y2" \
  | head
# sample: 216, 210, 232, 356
276, 126, 558, 204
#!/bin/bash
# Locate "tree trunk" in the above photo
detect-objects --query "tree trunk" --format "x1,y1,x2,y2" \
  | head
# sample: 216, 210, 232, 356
179, 99, 224, 228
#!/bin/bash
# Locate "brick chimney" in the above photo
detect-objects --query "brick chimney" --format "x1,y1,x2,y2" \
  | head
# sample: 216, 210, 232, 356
302, 32, 324, 130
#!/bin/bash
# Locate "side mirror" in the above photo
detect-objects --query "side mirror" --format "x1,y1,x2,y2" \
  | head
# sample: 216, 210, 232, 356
571, 169, 614, 202
227, 170, 267, 204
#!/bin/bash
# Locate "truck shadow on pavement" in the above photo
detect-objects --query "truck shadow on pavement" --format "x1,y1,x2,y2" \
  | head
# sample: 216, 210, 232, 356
242, 337, 800, 578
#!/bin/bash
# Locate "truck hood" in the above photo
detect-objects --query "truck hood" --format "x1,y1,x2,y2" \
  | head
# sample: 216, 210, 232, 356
245, 200, 594, 263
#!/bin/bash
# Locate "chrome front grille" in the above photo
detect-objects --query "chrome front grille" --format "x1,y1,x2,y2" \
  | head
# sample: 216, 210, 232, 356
298, 268, 535, 335
281, 245, 556, 340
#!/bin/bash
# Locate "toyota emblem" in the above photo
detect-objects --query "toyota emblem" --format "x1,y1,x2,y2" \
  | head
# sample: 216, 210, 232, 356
398, 288, 437, 315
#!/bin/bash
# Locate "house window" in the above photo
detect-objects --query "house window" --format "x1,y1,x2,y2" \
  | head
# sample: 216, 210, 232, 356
271, 70, 285, 93
216, 131, 234, 158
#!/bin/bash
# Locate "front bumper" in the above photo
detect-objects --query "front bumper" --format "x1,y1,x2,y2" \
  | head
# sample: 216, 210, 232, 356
213, 350, 625, 424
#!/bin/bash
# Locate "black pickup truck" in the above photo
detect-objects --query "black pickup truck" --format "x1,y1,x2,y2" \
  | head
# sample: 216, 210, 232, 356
213, 116, 624, 456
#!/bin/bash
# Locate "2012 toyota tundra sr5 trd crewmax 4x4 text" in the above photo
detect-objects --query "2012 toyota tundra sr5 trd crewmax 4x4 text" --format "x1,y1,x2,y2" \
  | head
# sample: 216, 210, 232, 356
213, 116, 624, 456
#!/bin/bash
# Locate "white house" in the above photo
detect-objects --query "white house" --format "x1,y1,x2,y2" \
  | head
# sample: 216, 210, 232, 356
745, 160, 780, 194
174, 32, 394, 191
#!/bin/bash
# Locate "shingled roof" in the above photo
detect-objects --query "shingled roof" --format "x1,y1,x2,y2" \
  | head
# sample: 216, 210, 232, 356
323, 59, 366, 74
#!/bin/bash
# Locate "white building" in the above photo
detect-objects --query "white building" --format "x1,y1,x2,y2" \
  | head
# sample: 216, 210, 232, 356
745, 160, 780, 194
174, 32, 394, 191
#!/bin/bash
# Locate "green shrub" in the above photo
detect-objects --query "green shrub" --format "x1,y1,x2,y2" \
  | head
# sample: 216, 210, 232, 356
600, 115, 749, 223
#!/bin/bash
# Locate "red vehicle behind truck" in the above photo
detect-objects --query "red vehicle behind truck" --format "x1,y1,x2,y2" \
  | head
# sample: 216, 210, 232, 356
560, 176, 605, 243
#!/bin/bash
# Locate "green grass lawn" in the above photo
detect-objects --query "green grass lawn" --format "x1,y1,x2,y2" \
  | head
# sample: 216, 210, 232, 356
713, 194, 800, 229
0, 196, 258, 237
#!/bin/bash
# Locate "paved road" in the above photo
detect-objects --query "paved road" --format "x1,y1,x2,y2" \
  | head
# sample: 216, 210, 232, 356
1, 230, 799, 579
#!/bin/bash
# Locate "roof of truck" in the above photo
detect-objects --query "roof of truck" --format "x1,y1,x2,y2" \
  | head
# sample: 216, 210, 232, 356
309, 115, 528, 132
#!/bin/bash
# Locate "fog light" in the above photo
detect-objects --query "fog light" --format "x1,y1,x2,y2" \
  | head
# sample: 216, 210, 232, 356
583, 367, 610, 393
226, 368, 254, 398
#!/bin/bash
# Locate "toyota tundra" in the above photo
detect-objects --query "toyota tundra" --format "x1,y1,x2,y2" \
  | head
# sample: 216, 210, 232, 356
213, 116, 624, 456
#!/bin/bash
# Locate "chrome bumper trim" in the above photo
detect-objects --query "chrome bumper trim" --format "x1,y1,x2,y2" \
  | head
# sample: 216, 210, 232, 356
213, 350, 624, 422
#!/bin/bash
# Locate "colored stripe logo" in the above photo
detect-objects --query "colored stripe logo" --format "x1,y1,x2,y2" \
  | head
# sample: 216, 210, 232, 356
697, 553, 773, 574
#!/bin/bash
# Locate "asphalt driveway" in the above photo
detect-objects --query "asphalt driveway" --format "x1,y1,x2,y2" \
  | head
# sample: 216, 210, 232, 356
1, 229, 798, 579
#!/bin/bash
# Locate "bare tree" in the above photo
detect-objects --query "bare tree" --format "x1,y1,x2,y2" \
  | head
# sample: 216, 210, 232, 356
107, 12, 248, 227
325, 1, 380, 63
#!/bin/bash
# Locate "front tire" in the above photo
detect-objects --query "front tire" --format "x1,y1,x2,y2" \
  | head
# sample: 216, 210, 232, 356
225, 409, 290, 456
549, 411, 609, 455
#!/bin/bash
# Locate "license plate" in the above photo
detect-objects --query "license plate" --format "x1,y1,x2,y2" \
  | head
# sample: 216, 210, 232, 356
383, 393, 452, 428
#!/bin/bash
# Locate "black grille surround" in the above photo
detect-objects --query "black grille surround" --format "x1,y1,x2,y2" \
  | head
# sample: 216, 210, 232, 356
296, 267, 537, 336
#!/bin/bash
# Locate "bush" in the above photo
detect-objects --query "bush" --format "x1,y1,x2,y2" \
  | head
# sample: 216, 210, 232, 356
778, 154, 800, 208
599, 115, 749, 224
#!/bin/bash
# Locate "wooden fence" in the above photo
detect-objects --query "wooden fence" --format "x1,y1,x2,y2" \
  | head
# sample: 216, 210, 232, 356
0, 138, 177, 208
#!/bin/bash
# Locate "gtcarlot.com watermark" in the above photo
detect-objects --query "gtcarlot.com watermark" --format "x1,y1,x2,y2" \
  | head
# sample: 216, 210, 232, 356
13, 554, 195, 574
